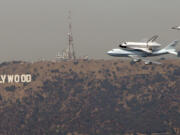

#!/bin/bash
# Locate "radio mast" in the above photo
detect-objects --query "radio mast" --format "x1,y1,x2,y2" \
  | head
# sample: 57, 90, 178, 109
67, 10, 76, 60
56, 11, 77, 61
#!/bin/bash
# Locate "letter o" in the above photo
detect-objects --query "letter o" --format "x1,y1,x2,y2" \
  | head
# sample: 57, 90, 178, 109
14, 75, 20, 83
21, 74, 26, 83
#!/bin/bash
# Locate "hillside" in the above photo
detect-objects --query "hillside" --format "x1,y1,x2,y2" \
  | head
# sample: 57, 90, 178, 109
0, 59, 180, 135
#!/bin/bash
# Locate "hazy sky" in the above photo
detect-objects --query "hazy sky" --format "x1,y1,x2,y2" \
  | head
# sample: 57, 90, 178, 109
0, 0, 180, 61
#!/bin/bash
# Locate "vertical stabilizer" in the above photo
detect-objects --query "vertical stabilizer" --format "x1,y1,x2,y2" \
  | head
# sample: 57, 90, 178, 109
164, 41, 179, 55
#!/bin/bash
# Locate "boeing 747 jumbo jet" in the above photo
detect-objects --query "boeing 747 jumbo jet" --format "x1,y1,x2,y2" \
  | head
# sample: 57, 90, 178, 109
172, 26, 180, 30
107, 40, 179, 65
119, 35, 161, 53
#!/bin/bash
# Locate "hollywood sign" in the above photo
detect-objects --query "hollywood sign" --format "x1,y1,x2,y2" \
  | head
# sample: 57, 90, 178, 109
0, 74, 32, 84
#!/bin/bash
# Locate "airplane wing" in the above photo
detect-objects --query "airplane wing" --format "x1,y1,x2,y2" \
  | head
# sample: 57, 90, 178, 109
128, 55, 141, 62
128, 55, 161, 65
141, 59, 162, 65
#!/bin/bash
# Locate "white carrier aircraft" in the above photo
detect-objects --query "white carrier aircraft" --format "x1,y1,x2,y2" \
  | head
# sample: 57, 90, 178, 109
172, 26, 180, 30
119, 35, 161, 53
107, 41, 179, 65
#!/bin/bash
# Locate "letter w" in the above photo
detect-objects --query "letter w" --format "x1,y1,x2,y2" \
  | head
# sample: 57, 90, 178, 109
8, 75, 14, 83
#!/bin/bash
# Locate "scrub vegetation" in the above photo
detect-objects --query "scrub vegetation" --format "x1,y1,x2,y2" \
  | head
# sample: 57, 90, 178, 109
0, 60, 180, 135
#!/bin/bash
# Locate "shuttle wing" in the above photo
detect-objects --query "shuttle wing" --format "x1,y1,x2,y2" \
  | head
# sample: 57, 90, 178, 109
131, 47, 152, 53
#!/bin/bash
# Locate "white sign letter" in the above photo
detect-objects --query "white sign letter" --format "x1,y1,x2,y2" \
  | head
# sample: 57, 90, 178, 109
26, 74, 32, 83
21, 74, 26, 83
8, 75, 14, 83
1, 75, 6, 83
14, 75, 20, 83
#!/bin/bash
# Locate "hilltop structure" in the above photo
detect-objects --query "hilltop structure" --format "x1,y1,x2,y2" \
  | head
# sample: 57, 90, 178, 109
56, 11, 76, 61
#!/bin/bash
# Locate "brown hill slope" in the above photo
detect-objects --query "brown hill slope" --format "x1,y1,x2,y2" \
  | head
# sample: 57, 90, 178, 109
0, 59, 180, 135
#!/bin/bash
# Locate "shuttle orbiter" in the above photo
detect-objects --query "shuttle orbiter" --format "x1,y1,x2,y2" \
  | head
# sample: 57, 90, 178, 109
119, 35, 161, 53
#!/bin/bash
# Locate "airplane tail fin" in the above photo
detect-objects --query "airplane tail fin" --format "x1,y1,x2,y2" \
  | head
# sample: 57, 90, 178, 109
147, 35, 159, 43
164, 40, 179, 55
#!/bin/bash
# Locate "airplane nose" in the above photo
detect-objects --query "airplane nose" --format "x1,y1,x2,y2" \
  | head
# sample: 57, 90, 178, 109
107, 50, 112, 55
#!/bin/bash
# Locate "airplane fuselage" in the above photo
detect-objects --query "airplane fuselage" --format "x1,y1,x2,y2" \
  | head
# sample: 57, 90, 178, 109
108, 39, 178, 64
107, 48, 167, 58
172, 26, 180, 30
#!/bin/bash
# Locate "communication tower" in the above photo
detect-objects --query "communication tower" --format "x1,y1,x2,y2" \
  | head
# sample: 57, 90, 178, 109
56, 11, 76, 60
67, 11, 76, 60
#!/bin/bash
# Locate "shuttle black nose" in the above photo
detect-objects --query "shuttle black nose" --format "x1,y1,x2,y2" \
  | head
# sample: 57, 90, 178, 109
119, 44, 126, 48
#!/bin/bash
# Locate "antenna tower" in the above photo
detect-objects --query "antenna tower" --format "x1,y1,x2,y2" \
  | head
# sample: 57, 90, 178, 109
67, 11, 76, 60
